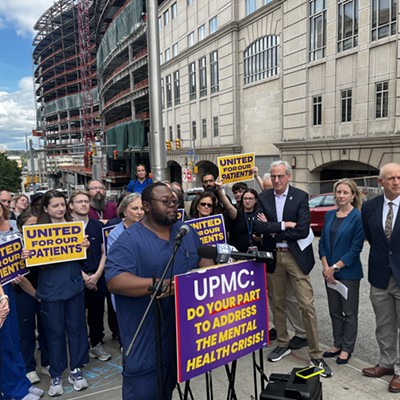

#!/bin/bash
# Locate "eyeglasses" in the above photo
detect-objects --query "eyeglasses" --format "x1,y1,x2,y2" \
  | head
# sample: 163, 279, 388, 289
88, 186, 105, 190
270, 174, 287, 181
73, 200, 90, 204
0, 200, 11, 204
150, 198, 179, 206
199, 202, 213, 208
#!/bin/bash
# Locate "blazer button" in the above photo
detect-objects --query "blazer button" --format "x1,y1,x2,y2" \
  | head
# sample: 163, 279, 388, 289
389, 251, 393, 255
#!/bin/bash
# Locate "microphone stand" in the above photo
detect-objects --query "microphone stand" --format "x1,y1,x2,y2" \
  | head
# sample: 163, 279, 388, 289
125, 235, 185, 400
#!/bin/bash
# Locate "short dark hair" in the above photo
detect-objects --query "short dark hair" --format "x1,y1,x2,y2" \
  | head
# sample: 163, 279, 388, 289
232, 182, 248, 193
141, 182, 168, 203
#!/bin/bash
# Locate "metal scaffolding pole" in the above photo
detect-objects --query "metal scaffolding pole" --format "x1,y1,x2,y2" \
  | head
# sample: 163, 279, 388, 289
146, 0, 168, 182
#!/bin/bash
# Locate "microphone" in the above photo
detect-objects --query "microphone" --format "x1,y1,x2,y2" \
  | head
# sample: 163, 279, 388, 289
174, 224, 190, 242
197, 243, 273, 264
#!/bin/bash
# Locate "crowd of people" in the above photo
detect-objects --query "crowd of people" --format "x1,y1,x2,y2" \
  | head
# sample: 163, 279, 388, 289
0, 160, 399, 399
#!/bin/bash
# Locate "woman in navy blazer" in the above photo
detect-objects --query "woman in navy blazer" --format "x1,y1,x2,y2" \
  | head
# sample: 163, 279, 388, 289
318, 179, 365, 365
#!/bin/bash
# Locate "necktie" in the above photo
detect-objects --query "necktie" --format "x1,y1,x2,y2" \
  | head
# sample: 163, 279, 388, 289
385, 202, 394, 240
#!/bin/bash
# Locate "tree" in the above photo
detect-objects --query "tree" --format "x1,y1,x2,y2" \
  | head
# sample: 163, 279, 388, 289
0, 153, 22, 193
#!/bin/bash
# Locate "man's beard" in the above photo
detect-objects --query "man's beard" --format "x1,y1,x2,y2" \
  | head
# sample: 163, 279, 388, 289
152, 210, 178, 226
91, 193, 106, 211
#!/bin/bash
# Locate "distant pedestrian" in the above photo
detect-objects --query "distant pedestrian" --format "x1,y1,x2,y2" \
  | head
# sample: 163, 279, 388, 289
127, 164, 153, 194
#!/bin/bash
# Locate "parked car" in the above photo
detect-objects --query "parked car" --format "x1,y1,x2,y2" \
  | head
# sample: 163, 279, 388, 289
309, 193, 336, 234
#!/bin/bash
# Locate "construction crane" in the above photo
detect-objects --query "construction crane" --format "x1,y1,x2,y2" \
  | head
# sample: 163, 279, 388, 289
77, 0, 95, 168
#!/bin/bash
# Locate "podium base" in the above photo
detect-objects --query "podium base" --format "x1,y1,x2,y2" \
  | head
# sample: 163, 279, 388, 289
260, 368, 323, 400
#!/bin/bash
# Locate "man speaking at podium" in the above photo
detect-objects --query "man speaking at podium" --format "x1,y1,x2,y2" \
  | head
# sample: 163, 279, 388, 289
105, 183, 212, 400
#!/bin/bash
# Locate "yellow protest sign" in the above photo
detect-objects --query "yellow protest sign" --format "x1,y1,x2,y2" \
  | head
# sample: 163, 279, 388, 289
23, 221, 86, 267
217, 152, 255, 184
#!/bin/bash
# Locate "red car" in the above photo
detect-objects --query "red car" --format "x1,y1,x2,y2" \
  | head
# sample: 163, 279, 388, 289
309, 193, 336, 234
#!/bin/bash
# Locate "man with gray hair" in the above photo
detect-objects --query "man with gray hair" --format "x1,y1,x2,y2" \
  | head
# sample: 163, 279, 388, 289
254, 160, 332, 377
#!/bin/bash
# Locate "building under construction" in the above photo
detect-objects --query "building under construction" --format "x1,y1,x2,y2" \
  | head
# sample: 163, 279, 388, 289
33, 0, 150, 190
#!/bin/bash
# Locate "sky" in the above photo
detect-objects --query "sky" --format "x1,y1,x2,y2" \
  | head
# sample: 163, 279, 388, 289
0, 1, 54, 150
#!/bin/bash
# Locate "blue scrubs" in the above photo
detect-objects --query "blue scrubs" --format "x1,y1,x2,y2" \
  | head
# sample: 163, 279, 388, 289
36, 260, 89, 378
0, 285, 31, 400
0, 222, 32, 400
105, 221, 201, 400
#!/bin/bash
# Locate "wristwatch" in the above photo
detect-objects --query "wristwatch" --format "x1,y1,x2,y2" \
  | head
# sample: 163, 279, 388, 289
332, 264, 340, 273
0, 294, 9, 303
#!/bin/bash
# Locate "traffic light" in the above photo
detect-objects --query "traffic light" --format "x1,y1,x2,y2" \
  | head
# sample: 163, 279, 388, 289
34, 175, 39, 183
88, 151, 93, 166
113, 150, 118, 160
175, 138, 181, 150
166, 140, 172, 151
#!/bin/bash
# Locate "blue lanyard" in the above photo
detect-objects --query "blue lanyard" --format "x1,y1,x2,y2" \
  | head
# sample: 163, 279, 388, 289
244, 211, 254, 245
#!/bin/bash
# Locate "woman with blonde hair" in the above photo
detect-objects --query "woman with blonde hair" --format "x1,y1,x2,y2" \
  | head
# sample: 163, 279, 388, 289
319, 178, 365, 364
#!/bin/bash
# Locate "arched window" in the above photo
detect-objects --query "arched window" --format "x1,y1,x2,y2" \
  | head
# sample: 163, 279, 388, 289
244, 35, 280, 84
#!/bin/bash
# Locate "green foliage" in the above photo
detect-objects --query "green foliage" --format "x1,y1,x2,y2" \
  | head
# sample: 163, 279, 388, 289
0, 153, 22, 192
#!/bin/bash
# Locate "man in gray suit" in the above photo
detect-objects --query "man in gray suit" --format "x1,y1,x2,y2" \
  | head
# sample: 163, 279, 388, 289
361, 163, 400, 393
254, 160, 332, 377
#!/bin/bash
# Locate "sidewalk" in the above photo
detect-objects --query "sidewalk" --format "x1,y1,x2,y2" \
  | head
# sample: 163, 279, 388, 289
32, 334, 396, 399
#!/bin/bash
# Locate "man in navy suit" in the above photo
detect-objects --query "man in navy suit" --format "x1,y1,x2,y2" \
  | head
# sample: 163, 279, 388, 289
254, 160, 332, 377
361, 163, 400, 393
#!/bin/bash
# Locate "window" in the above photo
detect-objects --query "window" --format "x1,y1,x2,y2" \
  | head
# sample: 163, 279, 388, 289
189, 62, 196, 100
177, 124, 181, 139
309, 0, 326, 61
160, 52, 163, 65
209, 16, 218, 34
172, 43, 179, 57
213, 116, 219, 137
173, 70, 180, 105
166, 75, 172, 108
158, 16, 162, 31
210, 51, 219, 93
188, 31, 195, 47
199, 57, 207, 97
264, 0, 273, 3
376, 81, 389, 119
164, 10, 169, 26
372, 0, 397, 40
198, 24, 206, 41
202, 118, 207, 138
171, 2, 177, 19
246, 0, 257, 15
337, 0, 358, 51
187, 0, 193, 5
313, 96, 322, 125
341, 89, 352, 122
165, 48, 170, 62
161, 78, 165, 109
244, 36, 280, 84
169, 126, 173, 141
192, 121, 197, 140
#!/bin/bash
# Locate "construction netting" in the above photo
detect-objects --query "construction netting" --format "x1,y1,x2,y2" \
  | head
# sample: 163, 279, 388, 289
106, 120, 145, 156
38, 87, 99, 117
97, 0, 144, 70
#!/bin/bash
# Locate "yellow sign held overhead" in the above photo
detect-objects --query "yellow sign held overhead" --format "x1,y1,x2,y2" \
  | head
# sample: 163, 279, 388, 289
217, 153, 255, 184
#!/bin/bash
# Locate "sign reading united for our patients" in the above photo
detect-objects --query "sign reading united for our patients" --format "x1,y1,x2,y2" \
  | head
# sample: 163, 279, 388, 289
0, 237, 29, 286
187, 214, 226, 245
217, 152, 255, 184
175, 260, 268, 383
23, 221, 86, 267
102, 225, 116, 256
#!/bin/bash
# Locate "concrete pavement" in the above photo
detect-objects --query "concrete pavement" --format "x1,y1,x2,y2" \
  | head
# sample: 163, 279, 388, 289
30, 331, 397, 399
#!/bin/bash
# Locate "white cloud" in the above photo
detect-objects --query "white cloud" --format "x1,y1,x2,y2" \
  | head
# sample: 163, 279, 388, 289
0, 1, 53, 149
0, 0, 54, 37
0, 77, 37, 149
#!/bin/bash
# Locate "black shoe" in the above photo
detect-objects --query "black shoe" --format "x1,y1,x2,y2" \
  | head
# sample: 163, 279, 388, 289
289, 336, 308, 349
336, 353, 351, 365
268, 328, 277, 341
323, 349, 341, 358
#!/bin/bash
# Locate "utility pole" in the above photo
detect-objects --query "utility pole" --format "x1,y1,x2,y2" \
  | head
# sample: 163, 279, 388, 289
29, 139, 37, 194
146, 0, 168, 182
